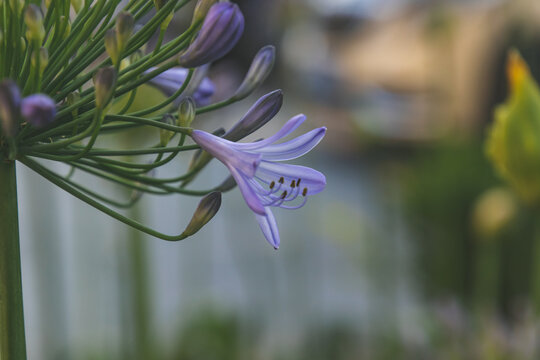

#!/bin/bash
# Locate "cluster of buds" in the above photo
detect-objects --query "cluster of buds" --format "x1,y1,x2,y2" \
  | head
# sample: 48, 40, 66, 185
0, 0, 326, 248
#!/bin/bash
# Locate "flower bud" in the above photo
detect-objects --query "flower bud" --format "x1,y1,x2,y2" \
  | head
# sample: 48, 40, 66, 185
233, 46, 276, 100
191, 0, 218, 25
67, 91, 81, 116
472, 187, 517, 239
486, 50, 540, 204
181, 192, 222, 237
145, 67, 214, 106
31, 47, 48, 75
21, 94, 56, 127
159, 114, 175, 146
9, 0, 23, 15
225, 89, 283, 141
105, 29, 120, 65
71, 0, 83, 13
24, 4, 45, 42
178, 3, 244, 68
116, 12, 134, 52
93, 66, 117, 109
0, 80, 21, 137
177, 97, 195, 128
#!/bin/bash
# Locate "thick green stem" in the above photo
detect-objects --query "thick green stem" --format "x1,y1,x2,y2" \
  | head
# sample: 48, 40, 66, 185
0, 160, 27, 359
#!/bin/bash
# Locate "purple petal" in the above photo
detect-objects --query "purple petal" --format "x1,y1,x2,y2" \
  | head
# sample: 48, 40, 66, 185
256, 127, 326, 161
256, 162, 326, 195
228, 166, 267, 215
255, 210, 280, 249
192, 130, 261, 177
231, 114, 306, 150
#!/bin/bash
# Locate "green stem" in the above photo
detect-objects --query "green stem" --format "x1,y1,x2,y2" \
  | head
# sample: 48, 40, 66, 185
0, 160, 27, 360
533, 218, 540, 315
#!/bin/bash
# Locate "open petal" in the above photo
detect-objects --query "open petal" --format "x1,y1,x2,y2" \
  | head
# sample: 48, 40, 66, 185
228, 166, 267, 215
192, 130, 261, 177
255, 127, 326, 161
255, 209, 280, 249
257, 161, 326, 195
231, 114, 306, 150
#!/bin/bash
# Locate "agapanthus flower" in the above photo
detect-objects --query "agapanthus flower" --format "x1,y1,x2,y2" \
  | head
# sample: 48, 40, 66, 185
21, 94, 56, 127
146, 67, 214, 106
191, 115, 326, 248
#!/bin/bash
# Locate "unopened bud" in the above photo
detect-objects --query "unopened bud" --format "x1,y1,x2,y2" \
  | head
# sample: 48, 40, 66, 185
21, 94, 56, 127
159, 114, 175, 146
105, 29, 120, 65
177, 97, 195, 128
24, 4, 45, 42
225, 89, 283, 141
181, 192, 222, 237
59, 16, 71, 40
0, 80, 21, 137
178, 3, 244, 68
116, 12, 134, 52
93, 66, 117, 109
31, 47, 48, 75
234, 46, 275, 100
67, 91, 81, 116
9, 0, 23, 15
191, 0, 218, 25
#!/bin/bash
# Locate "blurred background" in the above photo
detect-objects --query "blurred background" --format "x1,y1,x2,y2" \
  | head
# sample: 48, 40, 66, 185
17, 0, 540, 358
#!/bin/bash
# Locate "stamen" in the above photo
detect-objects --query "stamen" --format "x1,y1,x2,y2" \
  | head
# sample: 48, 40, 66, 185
280, 197, 308, 210
278, 177, 284, 184
302, 188, 308, 196
269, 181, 275, 189
290, 180, 296, 188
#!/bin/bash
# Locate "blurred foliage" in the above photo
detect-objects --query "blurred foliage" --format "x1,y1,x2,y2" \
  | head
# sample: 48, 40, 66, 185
402, 141, 537, 314
172, 309, 244, 360
486, 51, 540, 205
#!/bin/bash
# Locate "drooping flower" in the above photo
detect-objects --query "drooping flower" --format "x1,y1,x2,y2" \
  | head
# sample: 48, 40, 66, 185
178, 2, 244, 68
146, 67, 214, 106
191, 115, 326, 248
21, 94, 56, 127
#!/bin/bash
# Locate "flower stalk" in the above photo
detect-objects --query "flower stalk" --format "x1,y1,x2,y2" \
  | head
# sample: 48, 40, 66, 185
0, 160, 26, 360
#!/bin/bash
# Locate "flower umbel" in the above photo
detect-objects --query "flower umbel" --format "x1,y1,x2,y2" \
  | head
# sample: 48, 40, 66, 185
191, 115, 326, 248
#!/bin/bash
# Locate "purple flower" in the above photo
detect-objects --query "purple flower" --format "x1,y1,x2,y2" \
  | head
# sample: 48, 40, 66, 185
146, 67, 214, 106
191, 115, 326, 249
21, 94, 56, 127
178, 3, 244, 68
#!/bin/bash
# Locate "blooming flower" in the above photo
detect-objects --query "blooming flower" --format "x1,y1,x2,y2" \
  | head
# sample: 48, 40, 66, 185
146, 67, 214, 106
191, 115, 326, 248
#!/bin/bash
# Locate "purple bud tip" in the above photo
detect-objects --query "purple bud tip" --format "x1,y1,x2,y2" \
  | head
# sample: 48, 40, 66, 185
21, 94, 56, 127
178, 2, 244, 68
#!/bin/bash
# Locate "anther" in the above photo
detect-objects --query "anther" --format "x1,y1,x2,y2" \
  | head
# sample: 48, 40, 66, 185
290, 180, 296, 188
297, 178, 301, 187
278, 177, 284, 184
269, 181, 275, 189
281, 191, 288, 199
302, 188, 308, 197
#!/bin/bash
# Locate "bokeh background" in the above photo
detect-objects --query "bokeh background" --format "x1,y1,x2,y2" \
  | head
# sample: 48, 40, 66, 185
16, 0, 540, 358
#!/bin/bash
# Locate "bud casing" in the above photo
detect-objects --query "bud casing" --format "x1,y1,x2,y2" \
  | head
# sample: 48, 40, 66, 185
181, 192, 222, 237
